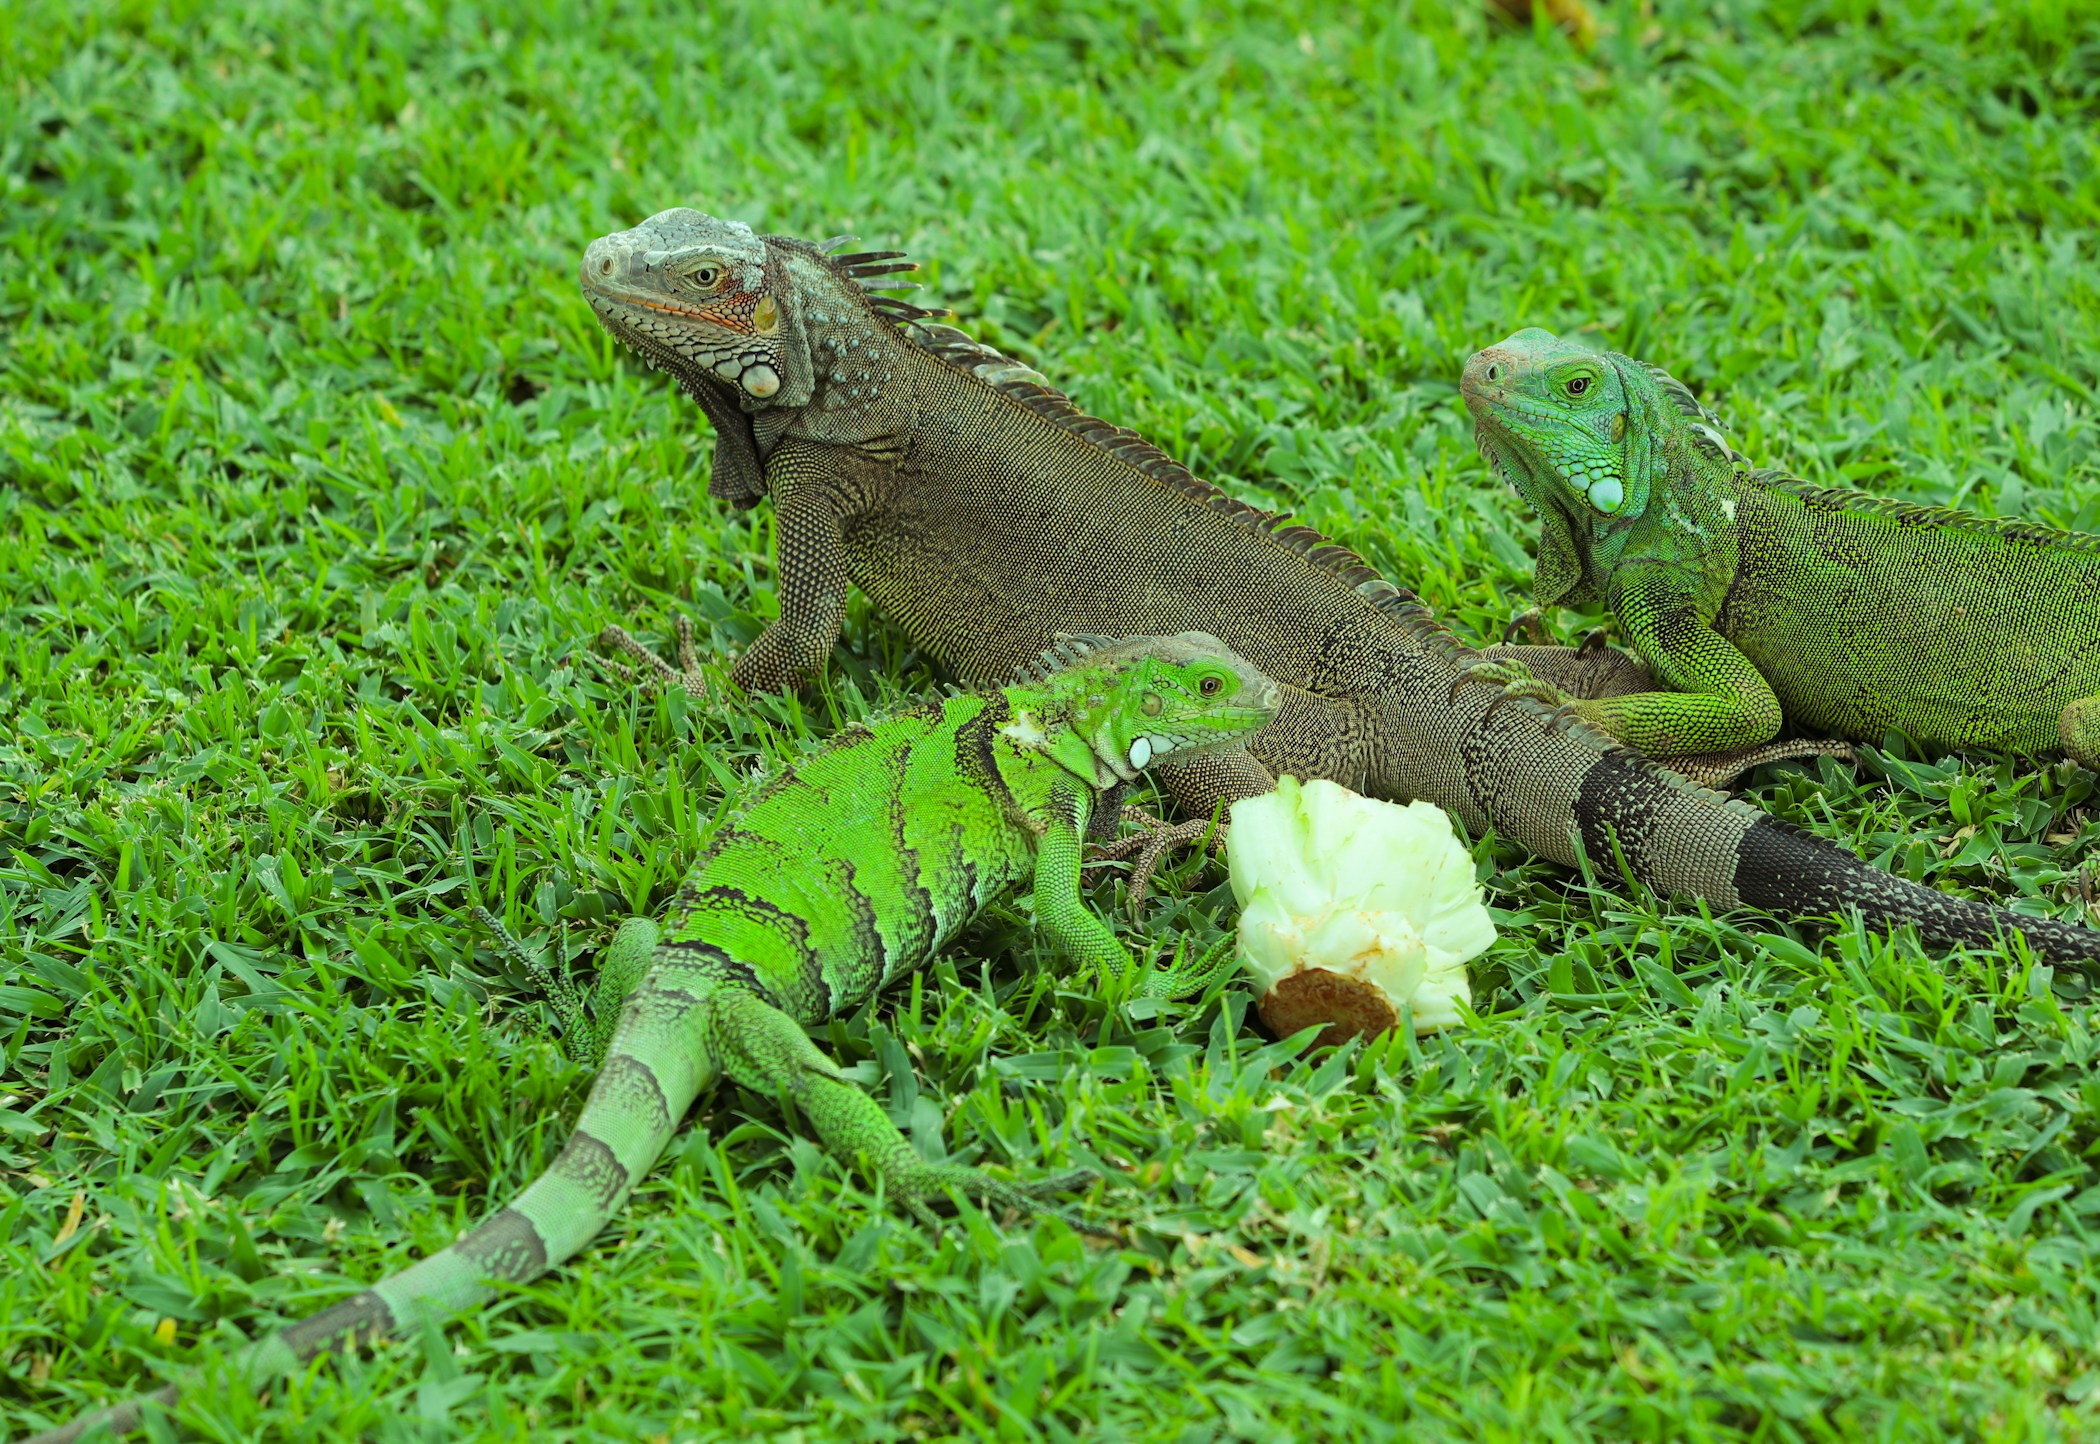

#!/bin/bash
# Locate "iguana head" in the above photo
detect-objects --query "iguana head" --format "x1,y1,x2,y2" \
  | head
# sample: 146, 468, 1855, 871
582, 209, 811, 408
1462, 328, 1700, 607
1011, 633, 1280, 788
582, 208, 914, 508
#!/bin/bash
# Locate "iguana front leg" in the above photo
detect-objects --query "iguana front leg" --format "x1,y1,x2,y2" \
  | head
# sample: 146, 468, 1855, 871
1463, 568, 1781, 753
1580, 571, 1786, 756
736, 476, 853, 693
1455, 656, 1848, 790
1080, 747, 1282, 913
1034, 782, 1237, 999
1086, 805, 1228, 912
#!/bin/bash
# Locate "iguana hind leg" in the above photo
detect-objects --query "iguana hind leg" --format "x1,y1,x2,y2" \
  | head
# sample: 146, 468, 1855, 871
712, 989, 1107, 1235
2063, 697, 2100, 771
477, 910, 656, 1068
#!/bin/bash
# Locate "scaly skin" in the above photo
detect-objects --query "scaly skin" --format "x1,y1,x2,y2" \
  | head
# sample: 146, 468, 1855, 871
21, 633, 1277, 1444
577, 208, 2100, 966
1460, 327, 2100, 770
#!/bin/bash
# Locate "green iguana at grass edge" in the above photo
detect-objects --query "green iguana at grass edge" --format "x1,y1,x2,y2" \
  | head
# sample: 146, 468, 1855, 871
578, 208, 2100, 966
23, 633, 1277, 1443
1457, 327, 2100, 769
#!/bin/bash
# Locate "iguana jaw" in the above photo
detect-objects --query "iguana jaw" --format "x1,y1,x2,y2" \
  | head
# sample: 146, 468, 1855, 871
581, 209, 804, 408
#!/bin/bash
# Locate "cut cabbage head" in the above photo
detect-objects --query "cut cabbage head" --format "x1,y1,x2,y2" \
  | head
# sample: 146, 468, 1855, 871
1227, 776, 1496, 1043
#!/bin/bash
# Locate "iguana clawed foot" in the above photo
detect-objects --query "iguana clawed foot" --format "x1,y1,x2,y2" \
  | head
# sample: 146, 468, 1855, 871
891, 1163, 1112, 1239
1452, 663, 1856, 788
1498, 610, 1616, 658
1084, 804, 1229, 913
1131, 932, 1239, 1000
476, 908, 650, 1068
1452, 656, 1583, 725
594, 615, 711, 700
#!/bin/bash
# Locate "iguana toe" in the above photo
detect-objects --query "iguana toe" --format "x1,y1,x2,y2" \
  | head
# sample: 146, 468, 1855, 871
1084, 806, 1228, 914
595, 617, 711, 701
1135, 933, 1239, 1002
1455, 658, 1575, 720
1501, 607, 1552, 647
901, 1162, 1108, 1237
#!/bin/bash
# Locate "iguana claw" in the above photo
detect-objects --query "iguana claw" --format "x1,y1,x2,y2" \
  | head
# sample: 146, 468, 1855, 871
903, 1164, 1112, 1239
1501, 607, 1552, 647
475, 908, 652, 1068
1084, 805, 1228, 913
594, 616, 711, 700
1452, 657, 1577, 720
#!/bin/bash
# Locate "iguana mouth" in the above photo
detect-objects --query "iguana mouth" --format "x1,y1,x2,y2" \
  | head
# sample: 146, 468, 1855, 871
581, 277, 760, 336
607, 292, 756, 332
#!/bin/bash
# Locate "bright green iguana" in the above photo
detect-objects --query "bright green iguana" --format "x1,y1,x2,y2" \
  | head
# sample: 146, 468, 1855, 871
577, 208, 2100, 964
23, 633, 1276, 1443
1458, 327, 2100, 770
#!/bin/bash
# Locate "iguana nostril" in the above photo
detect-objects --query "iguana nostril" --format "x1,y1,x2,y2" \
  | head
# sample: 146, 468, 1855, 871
1486, 364, 1501, 382
600, 257, 614, 275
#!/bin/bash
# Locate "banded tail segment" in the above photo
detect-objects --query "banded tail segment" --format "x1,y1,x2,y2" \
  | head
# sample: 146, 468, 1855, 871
1563, 744, 2100, 969
23, 930, 716, 1444
1732, 815, 2100, 966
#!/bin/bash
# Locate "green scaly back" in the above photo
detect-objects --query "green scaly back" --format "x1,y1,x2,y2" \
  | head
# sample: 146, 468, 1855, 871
24, 632, 1278, 1444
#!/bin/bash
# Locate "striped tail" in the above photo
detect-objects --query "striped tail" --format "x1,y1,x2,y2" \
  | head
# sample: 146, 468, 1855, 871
23, 952, 717, 1444
1731, 812, 2100, 968
1559, 751, 2100, 969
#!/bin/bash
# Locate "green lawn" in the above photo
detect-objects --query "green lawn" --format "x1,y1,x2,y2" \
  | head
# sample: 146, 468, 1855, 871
6, 1, 2100, 1438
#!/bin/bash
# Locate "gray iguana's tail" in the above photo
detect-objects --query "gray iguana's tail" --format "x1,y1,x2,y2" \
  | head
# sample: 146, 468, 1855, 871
1733, 808, 2100, 967
21, 944, 716, 1444
1555, 748, 2100, 969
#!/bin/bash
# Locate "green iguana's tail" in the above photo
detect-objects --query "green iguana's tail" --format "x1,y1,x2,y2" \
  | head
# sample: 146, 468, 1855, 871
23, 944, 717, 1444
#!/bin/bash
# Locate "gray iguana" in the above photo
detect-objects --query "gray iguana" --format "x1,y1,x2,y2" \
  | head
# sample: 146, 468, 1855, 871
579, 208, 2100, 966
22, 633, 1276, 1442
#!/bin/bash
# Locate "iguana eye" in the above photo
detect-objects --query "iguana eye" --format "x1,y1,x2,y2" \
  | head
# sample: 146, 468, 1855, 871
690, 266, 722, 290
1199, 675, 1223, 697
1567, 375, 1591, 396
